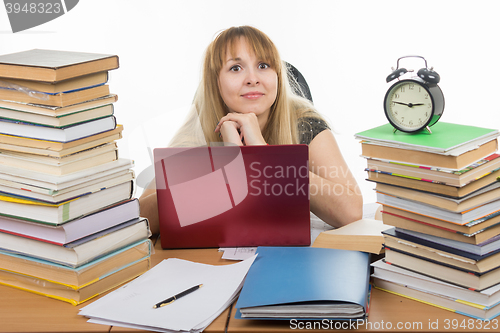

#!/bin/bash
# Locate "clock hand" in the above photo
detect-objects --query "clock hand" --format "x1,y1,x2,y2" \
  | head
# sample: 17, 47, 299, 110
393, 101, 425, 107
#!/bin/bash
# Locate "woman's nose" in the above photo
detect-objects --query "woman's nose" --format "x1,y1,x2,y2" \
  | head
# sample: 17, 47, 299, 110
245, 68, 259, 85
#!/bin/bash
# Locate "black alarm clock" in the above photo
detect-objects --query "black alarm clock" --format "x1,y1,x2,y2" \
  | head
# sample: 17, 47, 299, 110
383, 56, 445, 134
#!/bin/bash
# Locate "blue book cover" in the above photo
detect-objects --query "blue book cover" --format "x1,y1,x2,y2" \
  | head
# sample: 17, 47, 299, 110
235, 246, 370, 320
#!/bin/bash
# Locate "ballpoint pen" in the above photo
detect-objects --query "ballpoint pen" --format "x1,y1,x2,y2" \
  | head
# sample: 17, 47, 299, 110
152, 284, 203, 309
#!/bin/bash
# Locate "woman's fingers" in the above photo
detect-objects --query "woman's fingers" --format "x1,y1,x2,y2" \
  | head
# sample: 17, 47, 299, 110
219, 120, 243, 146
215, 113, 251, 132
215, 113, 266, 145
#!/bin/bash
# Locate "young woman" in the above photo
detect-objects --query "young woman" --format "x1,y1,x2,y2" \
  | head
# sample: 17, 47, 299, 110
140, 26, 363, 234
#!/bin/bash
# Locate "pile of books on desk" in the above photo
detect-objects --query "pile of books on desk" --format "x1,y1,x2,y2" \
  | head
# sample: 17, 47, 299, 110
356, 122, 500, 320
0, 49, 151, 305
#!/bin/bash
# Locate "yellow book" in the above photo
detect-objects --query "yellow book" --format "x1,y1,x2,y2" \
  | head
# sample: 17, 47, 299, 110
373, 277, 500, 320
0, 257, 150, 305
0, 240, 151, 288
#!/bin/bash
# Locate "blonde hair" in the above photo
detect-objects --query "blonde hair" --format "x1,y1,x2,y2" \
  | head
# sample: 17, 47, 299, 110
169, 26, 325, 147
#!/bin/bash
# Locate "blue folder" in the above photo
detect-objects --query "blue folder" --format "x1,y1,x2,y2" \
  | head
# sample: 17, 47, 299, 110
235, 246, 370, 320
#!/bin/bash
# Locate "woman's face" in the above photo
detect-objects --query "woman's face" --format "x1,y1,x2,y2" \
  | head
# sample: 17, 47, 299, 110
218, 37, 278, 120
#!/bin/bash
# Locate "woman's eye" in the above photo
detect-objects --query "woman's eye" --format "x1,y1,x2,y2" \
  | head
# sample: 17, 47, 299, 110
259, 63, 270, 69
230, 65, 241, 72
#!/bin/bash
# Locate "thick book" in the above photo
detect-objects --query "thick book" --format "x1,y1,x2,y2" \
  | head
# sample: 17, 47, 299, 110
0, 158, 133, 192
0, 84, 110, 107
0, 124, 123, 155
383, 228, 500, 273
0, 94, 117, 117
376, 182, 500, 212
367, 169, 500, 198
373, 277, 500, 321
235, 247, 370, 319
0, 115, 116, 142
0, 104, 114, 127
0, 170, 134, 203
312, 218, 391, 254
381, 207, 500, 245
0, 199, 139, 245
0, 218, 150, 267
0, 49, 119, 82
0, 256, 149, 305
0, 144, 118, 176
377, 192, 500, 225
384, 247, 500, 291
382, 205, 500, 235
0, 180, 133, 225
395, 228, 500, 256
366, 154, 500, 187
0, 239, 150, 288
361, 139, 498, 170
0, 142, 117, 165
355, 122, 500, 154
372, 259, 500, 308
0, 130, 121, 157
0, 72, 109, 94
384, 227, 500, 258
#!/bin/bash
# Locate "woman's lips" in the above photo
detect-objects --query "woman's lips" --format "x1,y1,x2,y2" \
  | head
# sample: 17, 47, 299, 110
241, 92, 264, 99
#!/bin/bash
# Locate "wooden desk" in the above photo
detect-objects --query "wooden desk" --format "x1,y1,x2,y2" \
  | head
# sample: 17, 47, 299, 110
1, 239, 498, 333
0, 238, 230, 333
0, 283, 109, 333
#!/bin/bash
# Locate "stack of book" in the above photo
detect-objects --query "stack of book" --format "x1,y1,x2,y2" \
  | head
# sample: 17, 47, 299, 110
355, 122, 500, 320
0, 49, 151, 305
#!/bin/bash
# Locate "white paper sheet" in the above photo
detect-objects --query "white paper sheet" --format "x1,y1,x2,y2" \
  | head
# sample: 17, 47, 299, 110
219, 247, 257, 260
79, 255, 257, 333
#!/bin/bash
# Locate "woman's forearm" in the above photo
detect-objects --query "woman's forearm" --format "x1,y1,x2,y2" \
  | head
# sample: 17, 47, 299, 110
308, 171, 363, 228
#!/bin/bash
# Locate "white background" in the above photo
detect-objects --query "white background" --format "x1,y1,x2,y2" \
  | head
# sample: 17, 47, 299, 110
1, 0, 499, 203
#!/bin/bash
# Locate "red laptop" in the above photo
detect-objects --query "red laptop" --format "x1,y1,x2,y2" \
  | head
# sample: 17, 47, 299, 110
154, 145, 310, 249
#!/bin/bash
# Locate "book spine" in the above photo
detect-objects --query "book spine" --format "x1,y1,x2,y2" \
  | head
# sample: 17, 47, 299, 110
0, 228, 64, 246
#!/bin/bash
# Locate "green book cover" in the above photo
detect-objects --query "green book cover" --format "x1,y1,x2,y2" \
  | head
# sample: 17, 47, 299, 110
355, 122, 499, 152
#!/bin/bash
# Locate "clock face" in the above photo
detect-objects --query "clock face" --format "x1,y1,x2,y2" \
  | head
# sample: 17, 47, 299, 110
384, 80, 434, 132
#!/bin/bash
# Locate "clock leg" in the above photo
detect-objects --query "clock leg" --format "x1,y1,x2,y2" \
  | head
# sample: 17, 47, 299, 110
425, 126, 432, 134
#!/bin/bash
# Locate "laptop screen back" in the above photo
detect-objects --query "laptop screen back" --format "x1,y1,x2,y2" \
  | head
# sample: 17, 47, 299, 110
154, 145, 310, 248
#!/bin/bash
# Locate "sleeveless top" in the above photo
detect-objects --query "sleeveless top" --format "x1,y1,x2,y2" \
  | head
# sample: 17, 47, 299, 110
298, 117, 330, 145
